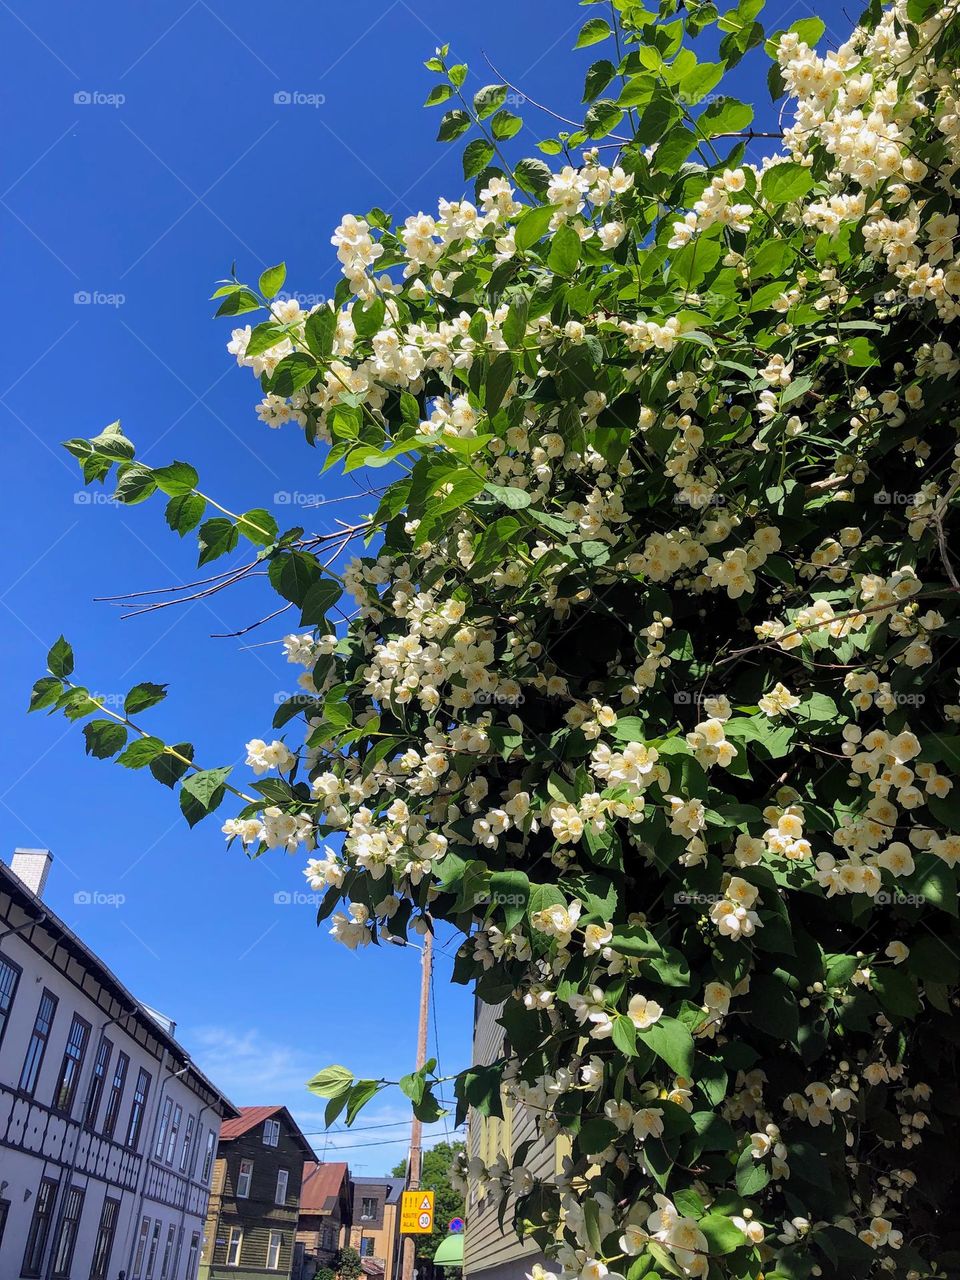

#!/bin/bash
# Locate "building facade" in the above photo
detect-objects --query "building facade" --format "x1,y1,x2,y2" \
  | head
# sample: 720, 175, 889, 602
0, 848, 237, 1280
464, 1000, 568, 1280
295, 1160, 351, 1279
199, 1104, 313, 1280
346, 1176, 404, 1280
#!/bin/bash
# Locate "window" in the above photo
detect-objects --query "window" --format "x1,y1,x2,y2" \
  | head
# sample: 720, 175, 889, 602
53, 1013, 91, 1114
201, 1128, 216, 1183
102, 1050, 128, 1140
159, 1223, 177, 1279
0, 955, 21, 1049
275, 1168, 289, 1205
236, 1158, 254, 1198
154, 1097, 173, 1158
165, 1103, 182, 1165
0, 1197, 8, 1248
225, 1226, 243, 1266
18, 988, 57, 1096
22, 1177, 58, 1278
360, 1236, 376, 1257
90, 1196, 121, 1279
360, 1196, 378, 1220
132, 1216, 151, 1279
263, 1116, 280, 1146
84, 1035, 112, 1129
51, 1185, 84, 1278
185, 1232, 200, 1280
126, 1067, 152, 1149
321, 1225, 335, 1251
179, 1113, 196, 1173
266, 1231, 284, 1270
145, 1219, 161, 1279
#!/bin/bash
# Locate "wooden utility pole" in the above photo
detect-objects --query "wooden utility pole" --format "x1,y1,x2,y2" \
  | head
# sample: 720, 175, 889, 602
400, 930, 432, 1280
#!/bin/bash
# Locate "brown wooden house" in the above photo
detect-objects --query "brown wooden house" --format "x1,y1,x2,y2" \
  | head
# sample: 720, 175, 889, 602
295, 1160, 352, 1278
199, 1104, 314, 1279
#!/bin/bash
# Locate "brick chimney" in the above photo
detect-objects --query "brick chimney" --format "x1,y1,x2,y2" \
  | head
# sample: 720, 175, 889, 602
10, 849, 53, 899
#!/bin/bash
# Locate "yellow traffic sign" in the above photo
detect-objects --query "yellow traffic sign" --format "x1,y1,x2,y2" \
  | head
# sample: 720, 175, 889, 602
400, 1190, 435, 1234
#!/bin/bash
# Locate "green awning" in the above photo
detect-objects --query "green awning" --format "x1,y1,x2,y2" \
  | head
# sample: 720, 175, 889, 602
433, 1234, 465, 1267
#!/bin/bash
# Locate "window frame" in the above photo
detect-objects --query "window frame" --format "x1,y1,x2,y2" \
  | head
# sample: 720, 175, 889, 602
0, 953, 21, 1051
145, 1218, 162, 1280
154, 1096, 173, 1159
236, 1158, 254, 1199
263, 1116, 281, 1146
18, 987, 58, 1097
50, 1184, 85, 1279
185, 1231, 201, 1280
52, 1012, 91, 1115
125, 1066, 152, 1150
22, 1176, 59, 1278
101, 1049, 128, 1140
179, 1112, 196, 1173
201, 1127, 216, 1183
159, 1222, 177, 1280
84, 1034, 112, 1130
164, 1102, 182, 1166
225, 1225, 243, 1267
275, 1167, 289, 1205
89, 1195, 121, 1280
132, 1215, 151, 1279
266, 1230, 284, 1270
360, 1196, 379, 1220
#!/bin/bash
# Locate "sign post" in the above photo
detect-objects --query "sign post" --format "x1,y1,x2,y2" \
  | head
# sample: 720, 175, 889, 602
400, 1190, 435, 1235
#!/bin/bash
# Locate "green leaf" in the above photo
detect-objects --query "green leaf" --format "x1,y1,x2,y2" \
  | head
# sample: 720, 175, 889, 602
761, 162, 815, 204
425, 83, 453, 107
114, 464, 157, 505
306, 1065, 355, 1098
484, 353, 515, 413
514, 157, 552, 195
735, 1145, 770, 1196
117, 736, 167, 769
547, 223, 581, 276
491, 110, 522, 141
83, 719, 128, 759
699, 96, 754, 135
305, 307, 337, 360
47, 636, 74, 679
583, 59, 616, 102
437, 109, 471, 142
259, 262, 286, 297
300, 578, 343, 626
575, 17, 612, 47
180, 767, 232, 825
237, 509, 279, 546
678, 61, 724, 107
638, 1017, 695, 1075
124, 683, 167, 716
463, 138, 495, 179
514, 204, 555, 252
698, 1215, 747, 1255
152, 461, 199, 496
165, 493, 205, 537
29, 677, 62, 712
270, 352, 317, 396
197, 518, 239, 566
484, 482, 531, 510
584, 100, 623, 139
150, 743, 194, 789
474, 84, 507, 119
613, 1015, 639, 1056
352, 296, 386, 339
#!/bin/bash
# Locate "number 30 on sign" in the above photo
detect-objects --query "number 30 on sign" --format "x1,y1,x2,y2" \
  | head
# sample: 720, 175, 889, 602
400, 1190, 435, 1234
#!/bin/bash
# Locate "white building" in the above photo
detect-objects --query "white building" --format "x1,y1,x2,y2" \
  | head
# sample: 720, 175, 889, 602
0, 848, 238, 1279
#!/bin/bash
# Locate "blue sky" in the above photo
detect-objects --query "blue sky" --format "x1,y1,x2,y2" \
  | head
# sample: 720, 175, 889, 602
0, 0, 817, 1172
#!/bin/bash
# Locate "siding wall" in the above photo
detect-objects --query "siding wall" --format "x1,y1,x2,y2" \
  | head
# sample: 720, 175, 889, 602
464, 1000, 555, 1280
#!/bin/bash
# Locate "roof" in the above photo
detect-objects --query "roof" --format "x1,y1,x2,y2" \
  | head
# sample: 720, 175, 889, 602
0, 860, 238, 1119
361, 1262, 385, 1278
352, 1176, 406, 1205
219, 1105, 316, 1159
300, 1160, 350, 1213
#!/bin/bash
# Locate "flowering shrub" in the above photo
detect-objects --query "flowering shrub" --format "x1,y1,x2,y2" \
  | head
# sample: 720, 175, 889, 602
34, 0, 960, 1275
